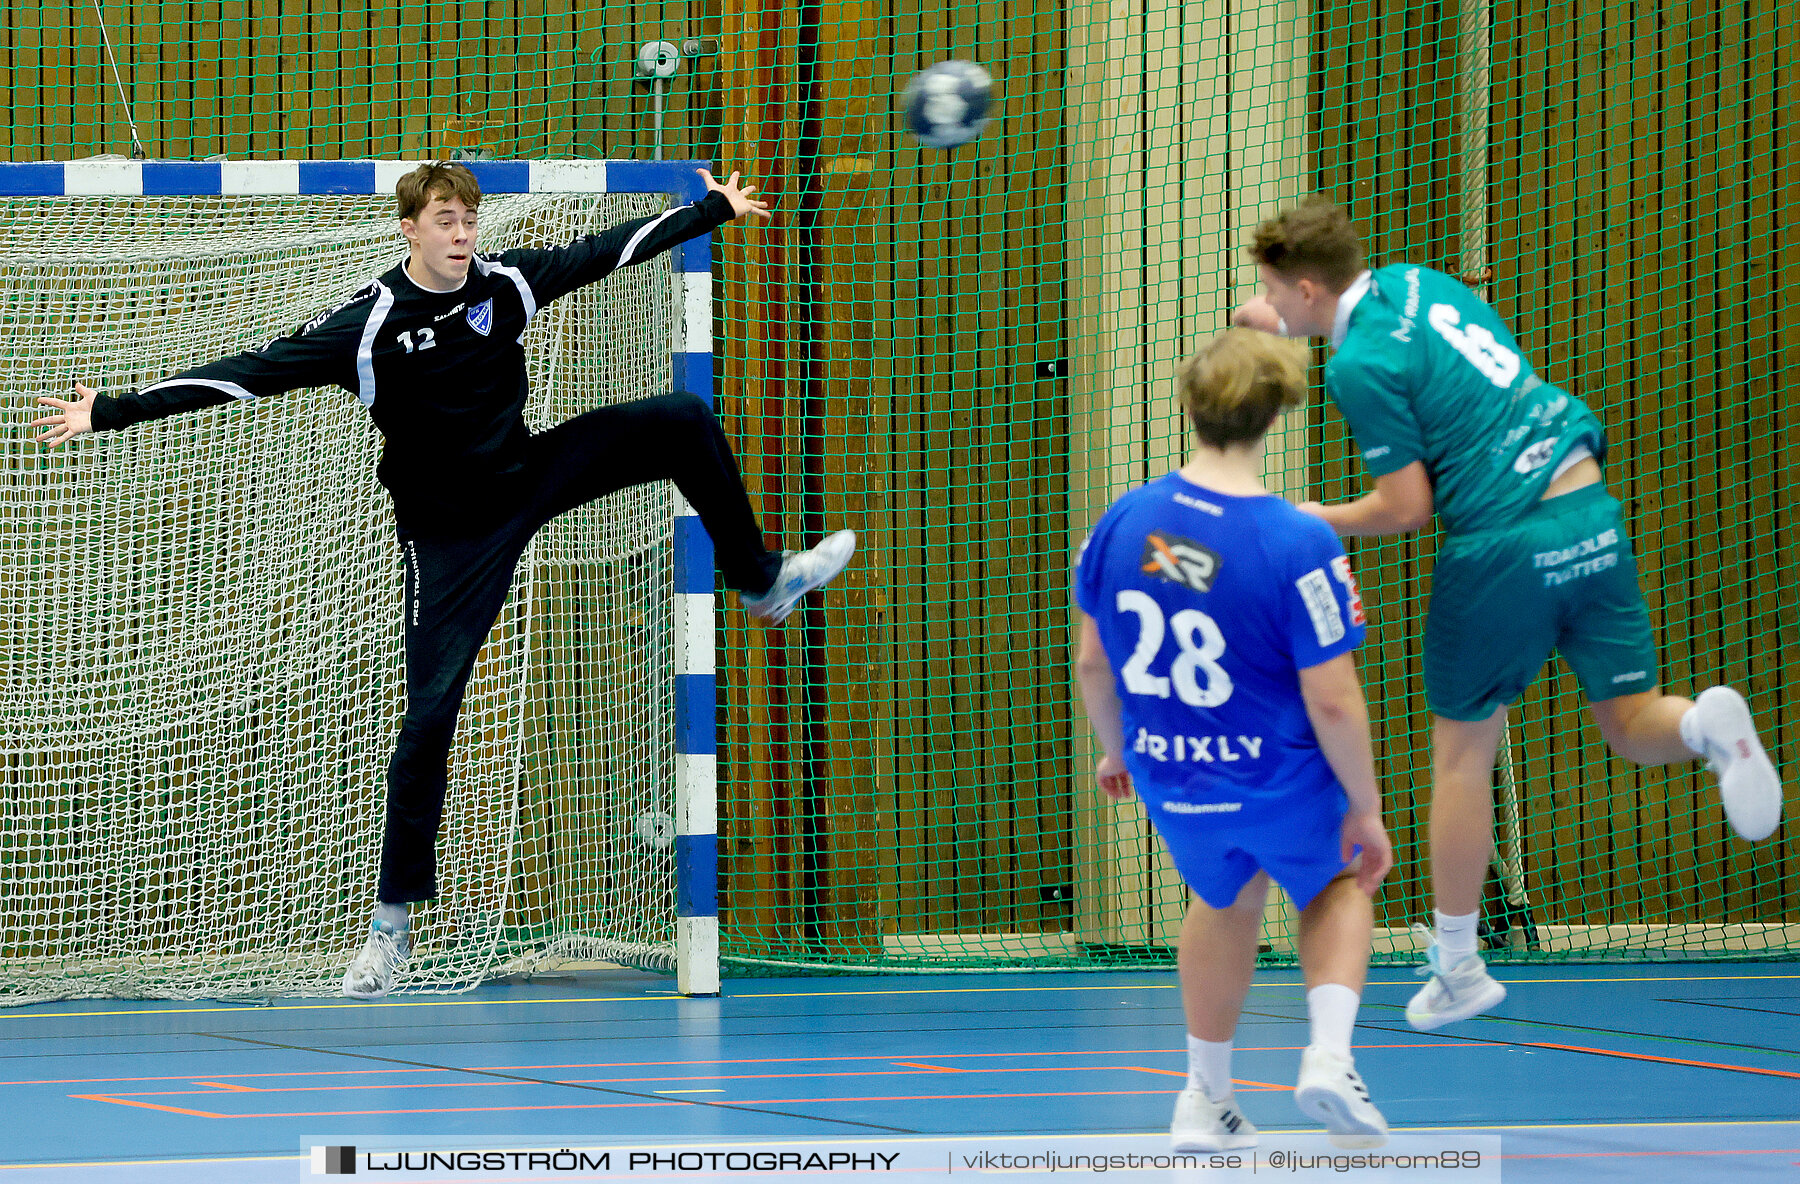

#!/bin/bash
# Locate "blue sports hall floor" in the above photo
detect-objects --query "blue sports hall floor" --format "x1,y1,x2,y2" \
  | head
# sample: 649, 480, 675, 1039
1, 963, 1794, 1182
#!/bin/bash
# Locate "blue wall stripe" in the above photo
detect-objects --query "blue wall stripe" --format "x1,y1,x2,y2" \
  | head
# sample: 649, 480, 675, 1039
608, 159, 710, 201
673, 519, 714, 595
675, 834, 719, 918
677, 234, 711, 274
300, 161, 378, 195
0, 163, 64, 196
463, 160, 531, 193
674, 673, 717, 756
672, 352, 712, 405
144, 162, 223, 195
0, 160, 728, 200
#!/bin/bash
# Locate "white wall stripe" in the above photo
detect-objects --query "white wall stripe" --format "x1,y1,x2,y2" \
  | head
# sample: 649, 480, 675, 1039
677, 592, 716, 676
676, 917, 720, 996
373, 160, 430, 197
64, 161, 142, 196
221, 160, 300, 195
679, 272, 713, 355
529, 160, 609, 192
676, 754, 718, 835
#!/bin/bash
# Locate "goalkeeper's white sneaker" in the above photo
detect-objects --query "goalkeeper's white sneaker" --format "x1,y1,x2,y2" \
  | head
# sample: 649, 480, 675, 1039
740, 529, 857, 625
1170, 1087, 1258, 1152
1294, 1046, 1388, 1149
342, 921, 410, 1000
1405, 924, 1507, 1030
1692, 686, 1783, 841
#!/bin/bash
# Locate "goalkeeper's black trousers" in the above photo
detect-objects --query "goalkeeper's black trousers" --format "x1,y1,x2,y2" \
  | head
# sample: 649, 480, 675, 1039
377, 392, 784, 904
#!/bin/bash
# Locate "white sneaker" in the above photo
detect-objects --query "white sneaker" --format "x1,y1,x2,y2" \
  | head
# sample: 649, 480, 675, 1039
1694, 686, 1783, 841
342, 921, 410, 1000
740, 529, 857, 625
1405, 924, 1507, 1030
1170, 1087, 1258, 1152
1294, 1046, 1389, 1149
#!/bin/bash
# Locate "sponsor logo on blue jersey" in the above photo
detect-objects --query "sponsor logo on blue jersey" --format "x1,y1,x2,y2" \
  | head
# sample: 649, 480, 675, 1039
1139, 530, 1221, 592
467, 298, 494, 337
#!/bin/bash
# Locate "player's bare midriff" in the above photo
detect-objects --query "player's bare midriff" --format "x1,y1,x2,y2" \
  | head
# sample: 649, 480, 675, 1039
1541, 455, 1602, 500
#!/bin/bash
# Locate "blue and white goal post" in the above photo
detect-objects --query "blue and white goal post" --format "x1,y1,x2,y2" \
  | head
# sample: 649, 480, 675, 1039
0, 158, 722, 997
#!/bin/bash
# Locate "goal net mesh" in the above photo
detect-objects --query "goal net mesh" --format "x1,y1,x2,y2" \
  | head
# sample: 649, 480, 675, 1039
0, 190, 680, 1003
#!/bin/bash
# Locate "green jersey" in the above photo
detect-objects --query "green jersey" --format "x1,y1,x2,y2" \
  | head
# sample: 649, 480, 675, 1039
1324, 264, 1607, 535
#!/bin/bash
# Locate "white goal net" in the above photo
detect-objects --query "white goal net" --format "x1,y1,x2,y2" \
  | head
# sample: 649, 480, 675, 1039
0, 184, 686, 1003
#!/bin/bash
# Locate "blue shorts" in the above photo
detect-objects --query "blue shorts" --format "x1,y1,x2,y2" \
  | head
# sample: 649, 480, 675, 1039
1139, 788, 1353, 911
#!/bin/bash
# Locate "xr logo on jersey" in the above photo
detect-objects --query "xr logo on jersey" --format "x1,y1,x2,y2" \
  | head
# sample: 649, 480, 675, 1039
467, 299, 494, 337
1140, 530, 1221, 592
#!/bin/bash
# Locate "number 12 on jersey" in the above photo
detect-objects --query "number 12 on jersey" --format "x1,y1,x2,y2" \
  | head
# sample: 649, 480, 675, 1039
1114, 590, 1234, 707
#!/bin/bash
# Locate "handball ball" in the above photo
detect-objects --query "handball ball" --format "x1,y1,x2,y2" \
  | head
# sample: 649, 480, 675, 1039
902, 60, 995, 149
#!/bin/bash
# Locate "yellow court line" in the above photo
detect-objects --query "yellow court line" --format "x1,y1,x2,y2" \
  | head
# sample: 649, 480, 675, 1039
4, 973, 1795, 1021
9, 1120, 1800, 1170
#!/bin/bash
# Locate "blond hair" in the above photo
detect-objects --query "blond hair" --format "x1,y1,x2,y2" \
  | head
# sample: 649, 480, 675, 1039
1177, 329, 1309, 449
396, 162, 482, 222
1246, 196, 1365, 292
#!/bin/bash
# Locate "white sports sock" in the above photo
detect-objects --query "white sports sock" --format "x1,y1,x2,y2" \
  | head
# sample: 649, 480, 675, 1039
1435, 909, 1479, 966
1306, 984, 1361, 1059
1679, 702, 1706, 757
373, 902, 410, 933
1186, 1035, 1234, 1102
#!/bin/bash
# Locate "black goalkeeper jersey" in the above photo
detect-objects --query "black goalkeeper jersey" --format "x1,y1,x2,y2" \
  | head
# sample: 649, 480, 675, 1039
90, 189, 735, 528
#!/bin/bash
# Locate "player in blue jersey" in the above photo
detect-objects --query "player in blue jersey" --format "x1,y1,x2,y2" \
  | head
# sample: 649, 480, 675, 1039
1075, 329, 1394, 1152
1234, 197, 1783, 1030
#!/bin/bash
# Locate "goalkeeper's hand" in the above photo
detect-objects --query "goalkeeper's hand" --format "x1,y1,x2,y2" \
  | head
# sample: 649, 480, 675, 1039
33, 383, 96, 446
699, 168, 773, 222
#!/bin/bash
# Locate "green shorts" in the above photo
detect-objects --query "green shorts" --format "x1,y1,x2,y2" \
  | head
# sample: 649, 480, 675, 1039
1424, 483, 1659, 721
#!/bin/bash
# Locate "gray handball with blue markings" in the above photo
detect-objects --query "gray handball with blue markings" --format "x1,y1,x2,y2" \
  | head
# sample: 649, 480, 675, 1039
902, 60, 995, 149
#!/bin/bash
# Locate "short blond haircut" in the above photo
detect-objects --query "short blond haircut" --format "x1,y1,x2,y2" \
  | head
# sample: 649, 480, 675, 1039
1177, 329, 1309, 449
396, 161, 482, 222
1246, 196, 1365, 292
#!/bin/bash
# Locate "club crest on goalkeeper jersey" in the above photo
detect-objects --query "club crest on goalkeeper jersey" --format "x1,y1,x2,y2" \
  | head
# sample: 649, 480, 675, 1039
88, 190, 738, 528
1325, 264, 1609, 535
1074, 473, 1365, 823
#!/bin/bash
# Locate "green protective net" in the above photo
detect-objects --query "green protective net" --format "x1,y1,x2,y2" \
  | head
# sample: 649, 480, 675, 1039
4, 1, 1794, 977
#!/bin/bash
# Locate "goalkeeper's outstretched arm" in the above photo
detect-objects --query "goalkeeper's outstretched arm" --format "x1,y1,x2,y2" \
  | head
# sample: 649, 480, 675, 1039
31, 289, 371, 446
508, 168, 772, 307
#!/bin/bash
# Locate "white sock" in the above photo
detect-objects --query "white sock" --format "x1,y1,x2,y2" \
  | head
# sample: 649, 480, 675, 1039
1679, 702, 1706, 757
1306, 984, 1361, 1058
1186, 1035, 1234, 1102
373, 902, 409, 933
1435, 909, 1479, 965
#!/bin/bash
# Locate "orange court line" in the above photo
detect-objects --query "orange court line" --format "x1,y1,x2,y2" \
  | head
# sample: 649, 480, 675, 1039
77, 1062, 1221, 1099
1129, 1067, 1290, 1093
194, 1081, 260, 1092
890, 1062, 960, 1072
1522, 1041, 1800, 1080
70, 1087, 1187, 1120
68, 1094, 225, 1119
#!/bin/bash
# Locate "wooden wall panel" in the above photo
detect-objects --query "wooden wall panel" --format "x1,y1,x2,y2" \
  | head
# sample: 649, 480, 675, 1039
1318, 0, 1798, 949
1, 0, 1793, 963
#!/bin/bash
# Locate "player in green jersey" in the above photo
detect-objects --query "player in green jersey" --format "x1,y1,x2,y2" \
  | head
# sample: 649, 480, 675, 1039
1233, 197, 1782, 1030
